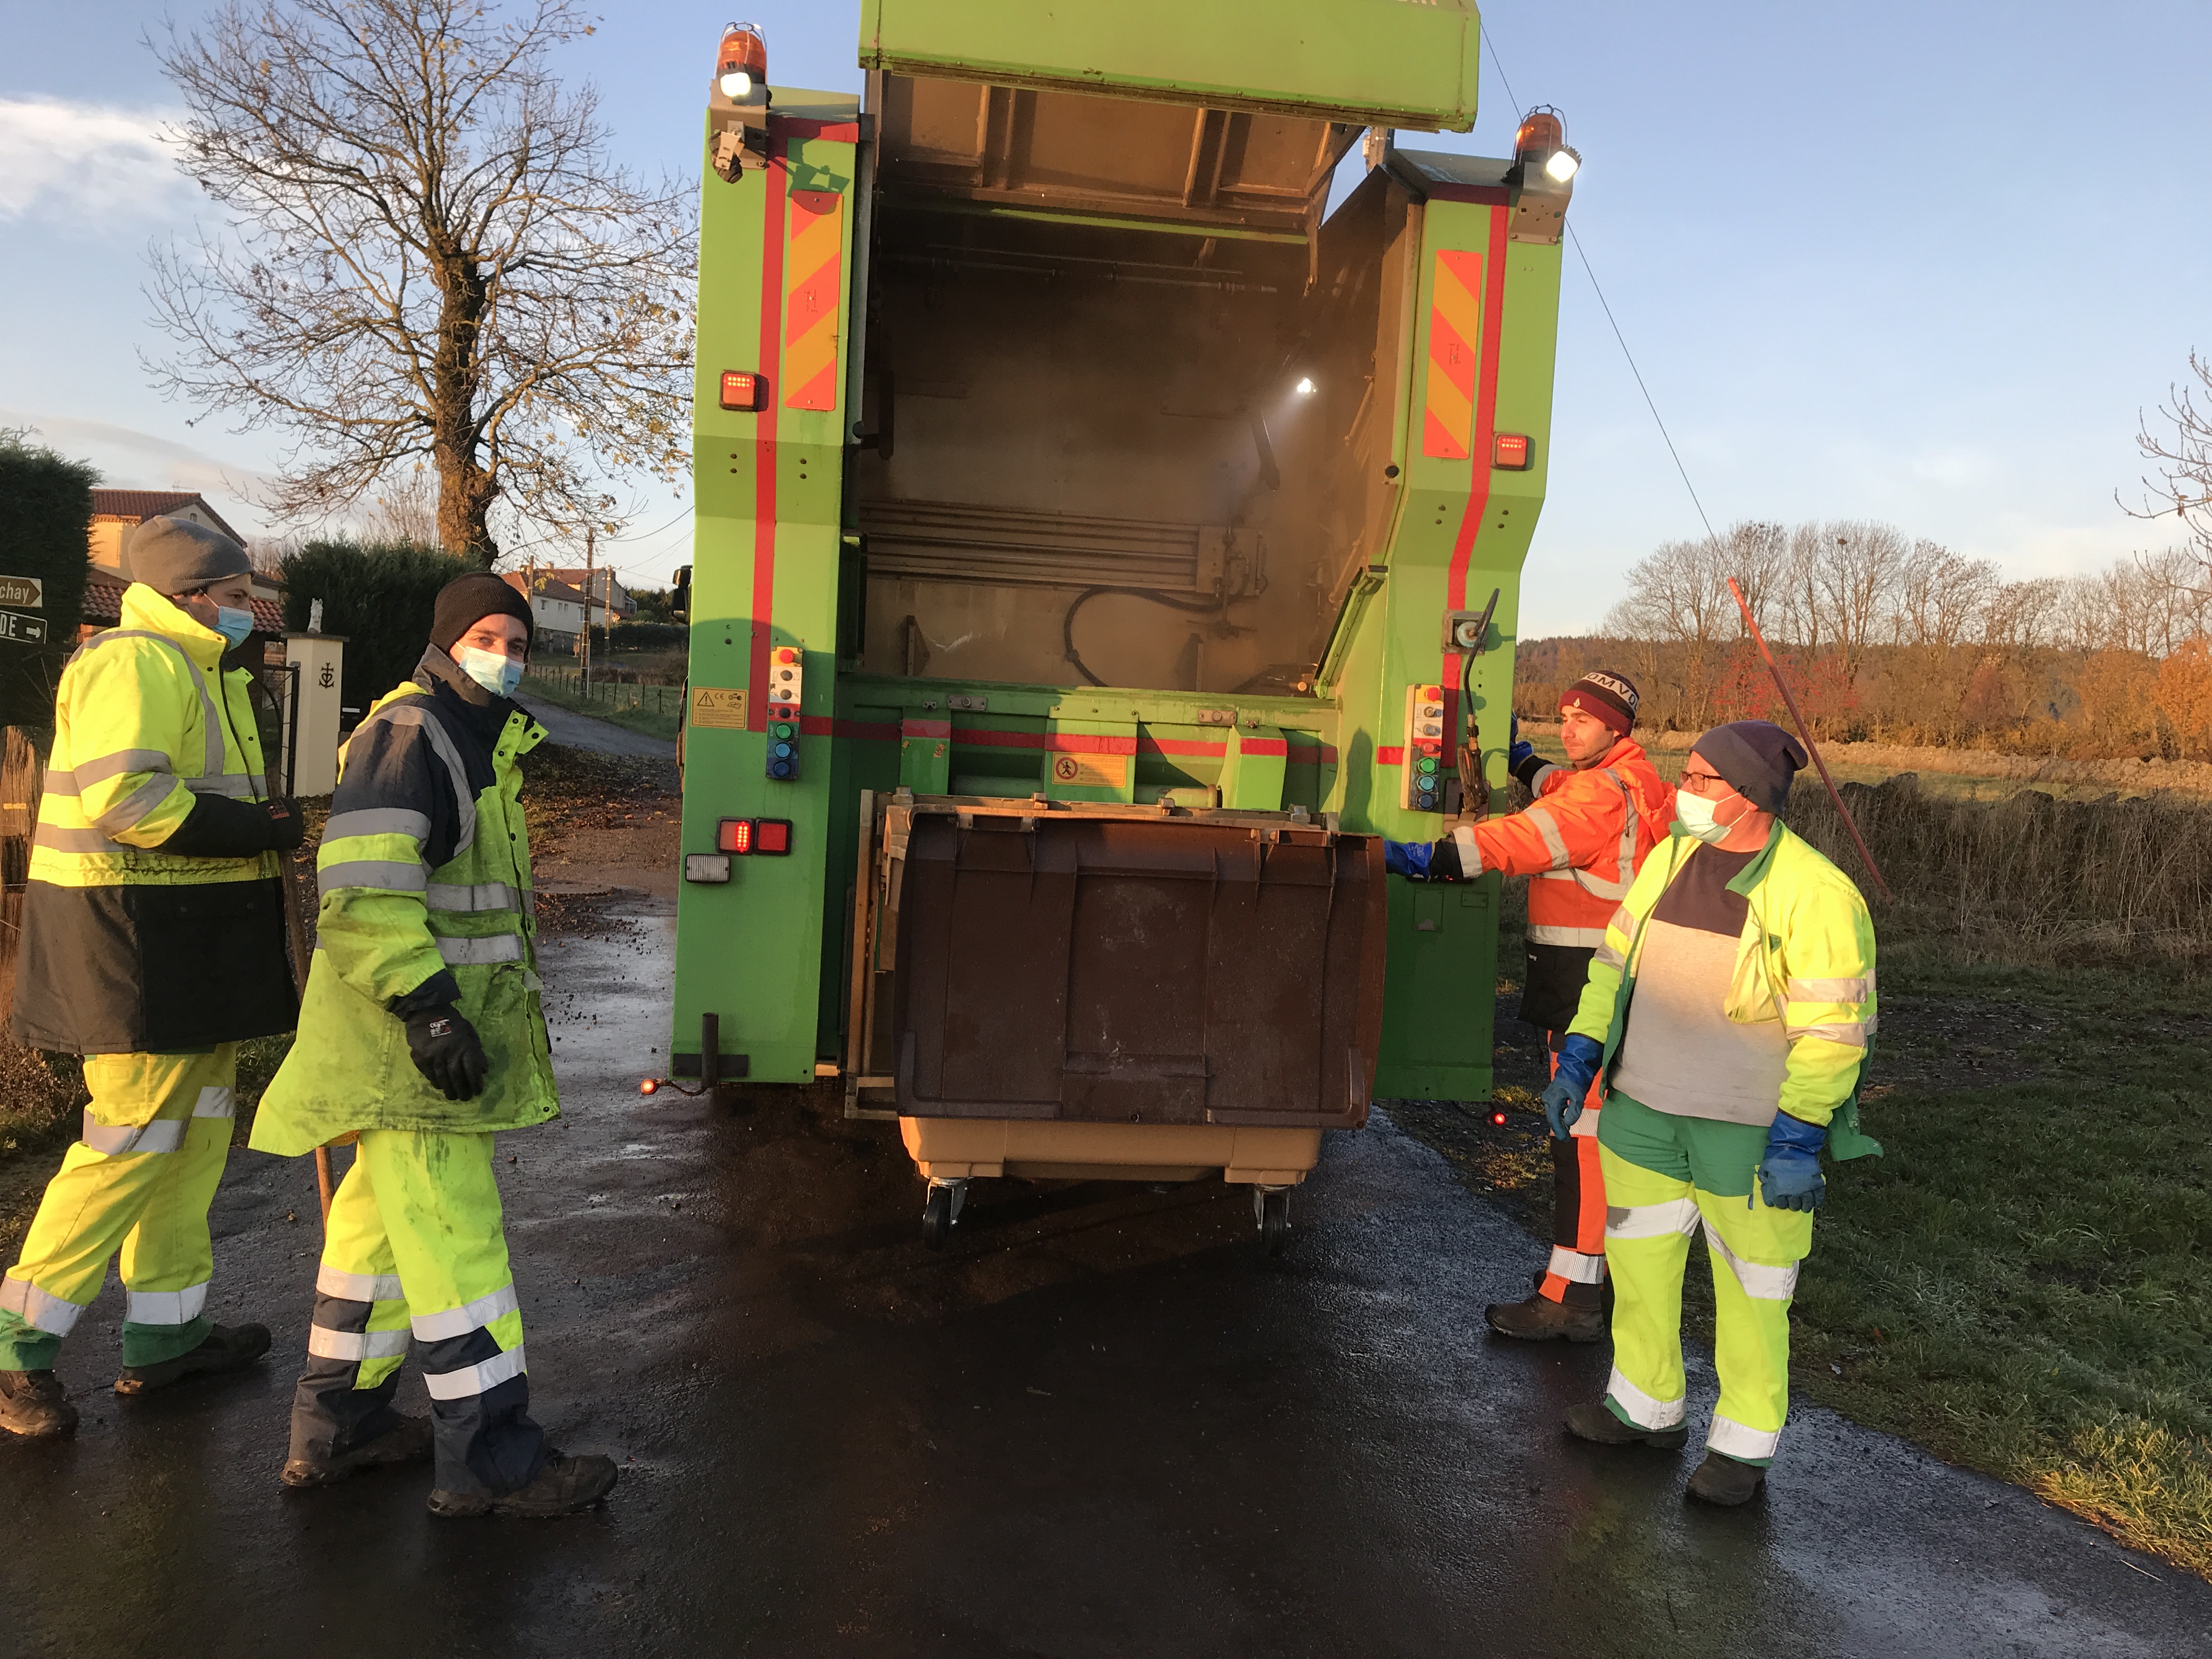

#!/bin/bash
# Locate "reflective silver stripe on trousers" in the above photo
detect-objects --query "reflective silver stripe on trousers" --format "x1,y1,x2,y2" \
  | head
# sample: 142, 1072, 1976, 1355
1523, 805, 1573, 870
0, 1273, 87, 1336
1702, 1220, 1799, 1300
1708, 1414, 1782, 1461
1606, 1196, 1702, 1240
435, 932, 526, 966
126, 1280, 209, 1325
318, 1265, 405, 1302
1787, 974, 1872, 1002
1605, 1363, 1685, 1429
410, 1283, 520, 1341
324, 807, 434, 844
422, 1342, 527, 1401
1546, 1245, 1605, 1283
319, 860, 430, 896
1528, 923, 1607, 947
68, 629, 225, 775
81, 1114, 187, 1156
361, 703, 477, 855
308, 1325, 411, 1362
426, 881, 526, 912
1449, 823, 1484, 876
1785, 1020, 1870, 1046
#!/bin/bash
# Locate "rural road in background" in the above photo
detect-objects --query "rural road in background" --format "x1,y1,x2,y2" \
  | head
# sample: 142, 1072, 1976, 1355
514, 690, 678, 758
0, 743, 2203, 1657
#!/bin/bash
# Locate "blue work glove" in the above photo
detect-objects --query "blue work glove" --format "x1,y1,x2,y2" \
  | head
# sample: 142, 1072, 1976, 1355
1542, 1034, 1604, 1141
1507, 713, 1534, 774
1384, 839, 1434, 879
1757, 1111, 1827, 1211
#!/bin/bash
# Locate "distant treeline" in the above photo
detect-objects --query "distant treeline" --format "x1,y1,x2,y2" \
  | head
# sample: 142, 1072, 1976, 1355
1516, 520, 2212, 760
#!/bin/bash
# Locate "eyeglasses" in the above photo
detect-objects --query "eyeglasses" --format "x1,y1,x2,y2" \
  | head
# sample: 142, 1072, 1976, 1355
1679, 766, 1733, 798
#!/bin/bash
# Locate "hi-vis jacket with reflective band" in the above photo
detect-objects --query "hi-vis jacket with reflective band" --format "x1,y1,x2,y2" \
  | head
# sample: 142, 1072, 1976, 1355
251, 653, 558, 1156
1449, 737, 1674, 948
10, 584, 295, 1055
1567, 821, 1882, 1155
30, 585, 274, 881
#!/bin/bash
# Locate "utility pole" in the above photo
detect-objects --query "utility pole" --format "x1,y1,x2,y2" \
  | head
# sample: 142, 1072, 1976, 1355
580, 524, 596, 691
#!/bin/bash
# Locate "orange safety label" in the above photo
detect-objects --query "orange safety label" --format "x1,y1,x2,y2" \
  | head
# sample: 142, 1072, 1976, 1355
1422, 249, 1485, 459
784, 189, 845, 410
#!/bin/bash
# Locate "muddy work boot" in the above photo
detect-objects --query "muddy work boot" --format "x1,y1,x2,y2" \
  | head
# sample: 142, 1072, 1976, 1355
1486, 1289, 1606, 1343
282, 1414, 435, 1488
1686, 1449, 1768, 1506
1563, 1401, 1688, 1451
428, 1450, 619, 1518
114, 1322, 272, 1396
0, 1370, 78, 1438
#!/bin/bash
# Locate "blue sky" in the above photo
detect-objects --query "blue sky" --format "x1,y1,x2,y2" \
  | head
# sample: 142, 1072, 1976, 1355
3, 2, 2207, 634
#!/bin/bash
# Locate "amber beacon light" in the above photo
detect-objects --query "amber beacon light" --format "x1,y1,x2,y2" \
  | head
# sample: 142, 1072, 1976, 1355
716, 22, 768, 99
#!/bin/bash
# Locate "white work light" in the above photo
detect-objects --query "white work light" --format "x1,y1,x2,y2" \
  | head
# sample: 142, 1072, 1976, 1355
1544, 147, 1582, 183
1295, 377, 1316, 396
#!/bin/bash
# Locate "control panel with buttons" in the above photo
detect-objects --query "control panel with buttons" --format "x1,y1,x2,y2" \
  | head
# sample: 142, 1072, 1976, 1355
766, 646, 802, 780
1402, 682, 1447, 812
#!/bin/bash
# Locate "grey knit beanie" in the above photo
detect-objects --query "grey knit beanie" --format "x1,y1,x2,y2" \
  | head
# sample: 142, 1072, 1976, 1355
1692, 720, 1809, 815
125, 516, 251, 595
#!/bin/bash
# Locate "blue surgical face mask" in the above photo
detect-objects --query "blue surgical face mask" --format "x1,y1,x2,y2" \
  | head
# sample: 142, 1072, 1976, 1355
1675, 788, 1750, 845
213, 605, 255, 648
455, 645, 524, 698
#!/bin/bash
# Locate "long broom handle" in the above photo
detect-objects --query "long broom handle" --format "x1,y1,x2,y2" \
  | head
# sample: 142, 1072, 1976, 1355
1723, 578, 1894, 902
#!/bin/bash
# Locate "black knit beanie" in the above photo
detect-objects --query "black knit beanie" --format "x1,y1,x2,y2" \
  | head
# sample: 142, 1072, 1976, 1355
431, 573, 535, 656
1692, 720, 1808, 815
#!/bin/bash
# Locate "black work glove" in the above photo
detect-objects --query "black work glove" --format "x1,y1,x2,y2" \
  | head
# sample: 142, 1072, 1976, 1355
160, 793, 287, 857
404, 1005, 489, 1101
263, 796, 305, 851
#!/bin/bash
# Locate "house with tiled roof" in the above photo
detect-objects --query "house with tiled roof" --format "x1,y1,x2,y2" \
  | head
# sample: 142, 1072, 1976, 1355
82, 489, 286, 639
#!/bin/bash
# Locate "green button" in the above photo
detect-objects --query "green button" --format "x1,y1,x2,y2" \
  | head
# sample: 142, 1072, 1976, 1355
1418, 756, 1437, 775
772, 722, 794, 740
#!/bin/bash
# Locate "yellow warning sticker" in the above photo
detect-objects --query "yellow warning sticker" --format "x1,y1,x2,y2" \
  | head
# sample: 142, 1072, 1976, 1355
1049, 752, 1126, 789
690, 687, 749, 729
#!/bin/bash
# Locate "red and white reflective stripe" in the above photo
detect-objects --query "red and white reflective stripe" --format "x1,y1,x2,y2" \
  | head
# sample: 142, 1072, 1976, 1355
0, 1273, 86, 1336
423, 1342, 527, 1401
1708, 1414, 1781, 1462
1546, 1246, 1605, 1284
1605, 1364, 1685, 1430
125, 1281, 208, 1325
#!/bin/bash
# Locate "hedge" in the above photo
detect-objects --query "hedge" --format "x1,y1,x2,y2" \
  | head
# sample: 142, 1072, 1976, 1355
279, 539, 470, 712
0, 431, 94, 733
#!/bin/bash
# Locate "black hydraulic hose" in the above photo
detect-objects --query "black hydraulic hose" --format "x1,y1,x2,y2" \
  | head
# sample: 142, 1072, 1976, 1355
1063, 586, 1228, 688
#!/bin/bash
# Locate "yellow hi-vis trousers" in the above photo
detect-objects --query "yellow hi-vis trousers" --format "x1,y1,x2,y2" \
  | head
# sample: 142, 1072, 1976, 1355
1596, 1097, 1815, 1467
286, 1129, 544, 1497
0, 1047, 238, 1371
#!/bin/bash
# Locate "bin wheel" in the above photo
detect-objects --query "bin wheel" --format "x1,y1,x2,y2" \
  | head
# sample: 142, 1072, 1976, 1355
1259, 1188, 1290, 1255
922, 1186, 953, 1248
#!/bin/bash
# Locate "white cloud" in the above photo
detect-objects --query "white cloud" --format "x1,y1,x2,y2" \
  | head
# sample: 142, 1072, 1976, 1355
0, 98, 193, 224
0, 408, 275, 539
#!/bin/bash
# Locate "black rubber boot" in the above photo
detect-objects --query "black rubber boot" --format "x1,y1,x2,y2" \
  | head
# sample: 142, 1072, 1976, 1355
428, 1449, 619, 1518
114, 1322, 272, 1396
0, 1370, 78, 1438
1486, 1290, 1606, 1342
282, 1413, 435, 1488
1563, 1401, 1688, 1450
1687, 1449, 1768, 1506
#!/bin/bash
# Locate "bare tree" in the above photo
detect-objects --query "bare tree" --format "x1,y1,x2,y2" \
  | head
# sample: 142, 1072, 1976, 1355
1892, 539, 1995, 651
1605, 536, 1742, 726
1812, 520, 1905, 675
356, 468, 443, 546
146, 0, 695, 566
2126, 351, 2212, 577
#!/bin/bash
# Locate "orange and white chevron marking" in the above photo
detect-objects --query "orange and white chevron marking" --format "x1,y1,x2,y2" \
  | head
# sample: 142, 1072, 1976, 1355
783, 189, 844, 411
1422, 249, 1485, 460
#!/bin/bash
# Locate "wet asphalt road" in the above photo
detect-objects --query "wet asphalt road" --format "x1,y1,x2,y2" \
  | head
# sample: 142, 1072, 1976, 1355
2, 898, 2206, 1659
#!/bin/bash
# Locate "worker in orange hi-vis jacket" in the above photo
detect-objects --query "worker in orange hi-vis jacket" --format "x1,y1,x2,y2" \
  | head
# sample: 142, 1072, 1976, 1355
1385, 670, 1676, 1341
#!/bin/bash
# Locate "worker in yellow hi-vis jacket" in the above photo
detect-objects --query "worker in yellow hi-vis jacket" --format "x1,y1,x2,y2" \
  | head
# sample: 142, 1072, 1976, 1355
0, 516, 302, 1439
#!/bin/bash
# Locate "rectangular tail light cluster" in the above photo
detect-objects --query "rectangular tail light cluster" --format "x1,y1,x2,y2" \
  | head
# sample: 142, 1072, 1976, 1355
718, 817, 792, 855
